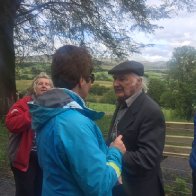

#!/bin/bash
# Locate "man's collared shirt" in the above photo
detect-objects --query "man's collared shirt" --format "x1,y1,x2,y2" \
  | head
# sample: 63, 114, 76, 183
110, 89, 142, 141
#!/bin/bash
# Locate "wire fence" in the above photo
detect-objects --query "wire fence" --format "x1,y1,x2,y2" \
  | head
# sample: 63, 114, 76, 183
0, 119, 193, 196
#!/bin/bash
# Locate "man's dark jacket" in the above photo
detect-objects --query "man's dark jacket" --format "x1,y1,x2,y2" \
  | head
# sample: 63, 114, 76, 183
108, 92, 166, 196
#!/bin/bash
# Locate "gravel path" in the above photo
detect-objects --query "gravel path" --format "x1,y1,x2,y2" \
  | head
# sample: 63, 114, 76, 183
0, 175, 15, 196
0, 156, 192, 196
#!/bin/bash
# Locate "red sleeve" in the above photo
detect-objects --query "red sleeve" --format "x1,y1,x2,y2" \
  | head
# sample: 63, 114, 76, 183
5, 96, 32, 133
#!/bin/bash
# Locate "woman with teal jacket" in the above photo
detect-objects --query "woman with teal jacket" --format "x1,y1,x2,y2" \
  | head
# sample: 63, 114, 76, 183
29, 45, 126, 196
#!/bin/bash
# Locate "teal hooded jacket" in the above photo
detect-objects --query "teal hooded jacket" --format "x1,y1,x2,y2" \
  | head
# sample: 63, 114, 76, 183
29, 88, 122, 196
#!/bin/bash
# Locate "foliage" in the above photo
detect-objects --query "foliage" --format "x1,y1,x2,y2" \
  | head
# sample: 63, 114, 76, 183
167, 46, 196, 120
90, 84, 110, 96
0, 1, 18, 115
147, 78, 167, 106
160, 90, 176, 109
86, 83, 113, 103
145, 70, 167, 80
86, 94, 104, 103
165, 177, 191, 196
16, 80, 32, 93
100, 89, 116, 104
1, 0, 195, 115
95, 72, 113, 81
87, 102, 190, 122
94, 80, 113, 87
96, 115, 113, 138
84, 102, 115, 137
87, 102, 115, 114
14, 0, 182, 58
87, 80, 113, 103
16, 62, 51, 80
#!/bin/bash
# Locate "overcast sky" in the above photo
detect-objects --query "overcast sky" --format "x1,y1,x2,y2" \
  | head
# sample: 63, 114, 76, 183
131, 9, 196, 62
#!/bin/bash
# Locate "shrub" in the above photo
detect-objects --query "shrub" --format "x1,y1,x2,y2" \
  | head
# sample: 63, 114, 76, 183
165, 177, 191, 196
100, 89, 116, 104
90, 84, 110, 96
96, 114, 112, 138
86, 94, 99, 103
21, 74, 32, 80
95, 72, 113, 81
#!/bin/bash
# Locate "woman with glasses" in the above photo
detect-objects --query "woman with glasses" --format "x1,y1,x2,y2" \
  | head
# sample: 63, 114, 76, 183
29, 45, 126, 196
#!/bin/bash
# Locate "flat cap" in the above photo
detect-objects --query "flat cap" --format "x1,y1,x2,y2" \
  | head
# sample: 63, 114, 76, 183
108, 60, 144, 76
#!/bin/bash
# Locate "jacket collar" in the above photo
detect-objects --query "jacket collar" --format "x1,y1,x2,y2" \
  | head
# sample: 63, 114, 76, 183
117, 92, 146, 131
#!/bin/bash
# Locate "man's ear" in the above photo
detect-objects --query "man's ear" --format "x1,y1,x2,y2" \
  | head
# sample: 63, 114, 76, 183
78, 77, 85, 88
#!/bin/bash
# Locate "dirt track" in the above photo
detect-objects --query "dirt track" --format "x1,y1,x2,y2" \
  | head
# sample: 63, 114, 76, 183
0, 174, 15, 196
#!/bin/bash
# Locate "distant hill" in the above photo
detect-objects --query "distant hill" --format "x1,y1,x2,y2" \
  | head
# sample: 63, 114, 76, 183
16, 54, 52, 63
16, 55, 167, 71
96, 58, 167, 71
141, 61, 167, 70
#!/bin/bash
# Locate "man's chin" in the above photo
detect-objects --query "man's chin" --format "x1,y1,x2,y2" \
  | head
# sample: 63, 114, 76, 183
116, 96, 126, 101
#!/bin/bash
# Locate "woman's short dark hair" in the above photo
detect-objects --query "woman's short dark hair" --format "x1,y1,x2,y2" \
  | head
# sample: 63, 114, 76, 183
51, 45, 93, 89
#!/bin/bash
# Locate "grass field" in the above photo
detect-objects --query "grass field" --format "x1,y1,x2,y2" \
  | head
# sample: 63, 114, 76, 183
87, 102, 115, 114
15, 79, 190, 123
94, 80, 113, 87
88, 102, 189, 122
16, 79, 113, 92
16, 80, 32, 92
145, 70, 167, 80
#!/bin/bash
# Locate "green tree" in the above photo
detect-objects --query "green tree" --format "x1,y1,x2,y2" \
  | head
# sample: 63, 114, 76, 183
167, 46, 196, 120
0, 0, 195, 115
90, 84, 109, 96
100, 89, 116, 104
160, 90, 176, 109
147, 78, 166, 106
0, 0, 20, 115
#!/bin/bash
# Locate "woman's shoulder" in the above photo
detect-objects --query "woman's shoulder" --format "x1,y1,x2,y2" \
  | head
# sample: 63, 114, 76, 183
18, 96, 32, 103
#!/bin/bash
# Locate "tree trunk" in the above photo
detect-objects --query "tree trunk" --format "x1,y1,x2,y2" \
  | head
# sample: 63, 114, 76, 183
0, 0, 17, 117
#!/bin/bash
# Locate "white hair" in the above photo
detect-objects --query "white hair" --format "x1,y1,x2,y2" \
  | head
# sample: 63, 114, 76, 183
131, 73, 148, 93
27, 72, 54, 95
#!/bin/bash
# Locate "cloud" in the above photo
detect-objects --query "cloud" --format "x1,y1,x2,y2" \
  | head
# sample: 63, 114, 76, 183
132, 12, 196, 62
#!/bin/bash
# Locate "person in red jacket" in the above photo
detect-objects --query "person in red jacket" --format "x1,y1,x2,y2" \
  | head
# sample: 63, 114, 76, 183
5, 72, 53, 196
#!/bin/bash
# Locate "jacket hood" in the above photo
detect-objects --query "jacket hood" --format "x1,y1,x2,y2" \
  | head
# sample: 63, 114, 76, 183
28, 88, 104, 131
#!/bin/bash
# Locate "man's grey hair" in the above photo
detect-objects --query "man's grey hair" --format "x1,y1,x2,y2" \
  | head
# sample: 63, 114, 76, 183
131, 73, 148, 93
141, 76, 148, 93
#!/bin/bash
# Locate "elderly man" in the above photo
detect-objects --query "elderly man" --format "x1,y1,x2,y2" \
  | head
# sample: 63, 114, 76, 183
107, 60, 166, 196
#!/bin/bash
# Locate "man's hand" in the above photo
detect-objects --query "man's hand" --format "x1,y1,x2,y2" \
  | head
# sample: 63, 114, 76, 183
110, 135, 126, 154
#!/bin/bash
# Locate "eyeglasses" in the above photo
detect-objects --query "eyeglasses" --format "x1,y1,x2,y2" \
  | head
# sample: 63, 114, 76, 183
86, 73, 95, 84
